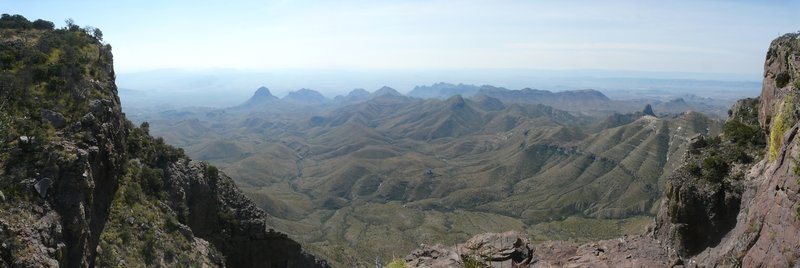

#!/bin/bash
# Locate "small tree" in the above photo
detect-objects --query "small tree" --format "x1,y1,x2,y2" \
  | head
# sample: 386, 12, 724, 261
82, 26, 103, 41
92, 27, 103, 41
31, 19, 55, 30
0, 14, 32, 29
64, 18, 80, 31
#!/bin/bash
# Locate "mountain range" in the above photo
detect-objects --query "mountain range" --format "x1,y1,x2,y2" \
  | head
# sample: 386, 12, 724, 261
139, 78, 725, 265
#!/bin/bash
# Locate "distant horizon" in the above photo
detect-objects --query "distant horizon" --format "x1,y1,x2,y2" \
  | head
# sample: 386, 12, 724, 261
117, 68, 762, 109
117, 67, 763, 82
116, 67, 763, 97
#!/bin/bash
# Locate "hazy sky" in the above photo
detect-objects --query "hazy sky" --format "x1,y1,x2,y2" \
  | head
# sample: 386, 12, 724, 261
3, 0, 798, 77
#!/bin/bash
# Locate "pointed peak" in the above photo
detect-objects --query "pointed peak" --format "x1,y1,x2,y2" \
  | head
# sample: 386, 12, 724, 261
253, 86, 276, 98
348, 88, 370, 96
240, 86, 279, 107
445, 94, 466, 109
643, 104, 656, 116
295, 88, 318, 93
474, 95, 505, 111
372, 86, 402, 97
283, 88, 327, 104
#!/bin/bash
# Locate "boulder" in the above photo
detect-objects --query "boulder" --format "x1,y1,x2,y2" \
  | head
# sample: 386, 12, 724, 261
40, 109, 66, 128
404, 231, 534, 267
458, 231, 534, 266
34, 177, 53, 198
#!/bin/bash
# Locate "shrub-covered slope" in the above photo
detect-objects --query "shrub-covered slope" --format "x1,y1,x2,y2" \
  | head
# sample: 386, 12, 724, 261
0, 15, 326, 267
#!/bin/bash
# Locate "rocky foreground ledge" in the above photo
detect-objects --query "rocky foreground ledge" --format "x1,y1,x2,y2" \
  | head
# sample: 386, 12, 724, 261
403, 231, 678, 268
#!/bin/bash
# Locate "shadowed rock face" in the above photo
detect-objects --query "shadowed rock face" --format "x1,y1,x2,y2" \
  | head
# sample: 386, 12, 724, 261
165, 160, 327, 267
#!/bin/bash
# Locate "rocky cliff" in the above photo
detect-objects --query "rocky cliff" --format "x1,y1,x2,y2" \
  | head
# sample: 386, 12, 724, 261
656, 31, 800, 267
0, 15, 326, 267
403, 32, 800, 267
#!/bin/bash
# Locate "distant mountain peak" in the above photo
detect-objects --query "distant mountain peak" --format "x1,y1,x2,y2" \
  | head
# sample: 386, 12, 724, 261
250, 86, 278, 100
519, 87, 549, 93
372, 86, 402, 97
283, 88, 327, 104
333, 88, 371, 103
408, 82, 480, 99
445, 94, 466, 109
348, 88, 370, 96
473, 95, 505, 111
253, 86, 274, 96
232, 86, 280, 110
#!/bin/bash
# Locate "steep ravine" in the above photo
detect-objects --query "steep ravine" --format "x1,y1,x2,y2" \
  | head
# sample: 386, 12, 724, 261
0, 17, 327, 267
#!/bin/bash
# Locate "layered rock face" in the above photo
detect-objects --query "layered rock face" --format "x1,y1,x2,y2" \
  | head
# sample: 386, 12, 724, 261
0, 18, 326, 267
679, 32, 799, 267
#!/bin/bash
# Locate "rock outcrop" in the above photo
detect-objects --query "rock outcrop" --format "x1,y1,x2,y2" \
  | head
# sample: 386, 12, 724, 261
0, 16, 326, 267
654, 32, 800, 267
404, 231, 535, 267
403, 232, 676, 268
165, 160, 325, 267
642, 104, 656, 116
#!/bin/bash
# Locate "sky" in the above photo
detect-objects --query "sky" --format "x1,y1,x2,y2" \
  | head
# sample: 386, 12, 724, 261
3, 0, 799, 79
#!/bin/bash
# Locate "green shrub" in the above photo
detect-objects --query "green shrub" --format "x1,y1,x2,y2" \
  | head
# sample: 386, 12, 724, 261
687, 162, 702, 176
0, 14, 32, 29
702, 155, 729, 183
386, 259, 406, 268
123, 182, 144, 205
142, 231, 159, 266
205, 164, 219, 180
797, 204, 800, 220
140, 166, 164, 196
728, 147, 753, 164
769, 96, 795, 160
31, 19, 54, 30
776, 72, 791, 88
707, 136, 722, 146
125, 123, 186, 168
723, 120, 764, 147
462, 256, 485, 268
